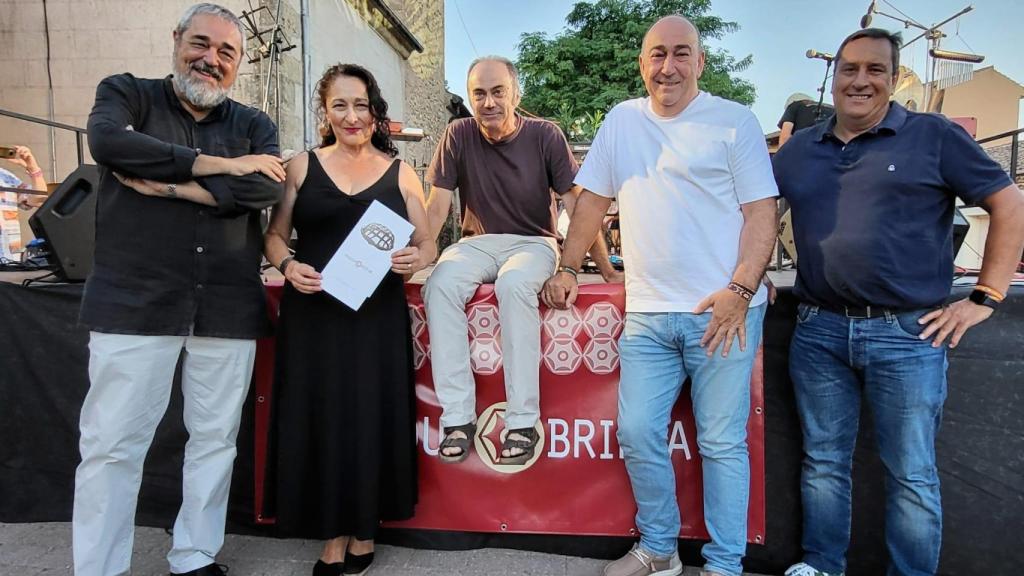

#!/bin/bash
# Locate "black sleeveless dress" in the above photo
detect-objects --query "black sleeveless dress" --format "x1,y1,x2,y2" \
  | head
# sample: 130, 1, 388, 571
264, 152, 417, 539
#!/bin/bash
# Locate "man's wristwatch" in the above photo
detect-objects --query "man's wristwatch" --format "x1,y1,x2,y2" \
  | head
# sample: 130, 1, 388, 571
165, 183, 177, 198
278, 255, 295, 275
968, 289, 1000, 310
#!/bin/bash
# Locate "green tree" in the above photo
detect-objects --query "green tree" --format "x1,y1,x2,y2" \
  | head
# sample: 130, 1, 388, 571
516, 0, 755, 124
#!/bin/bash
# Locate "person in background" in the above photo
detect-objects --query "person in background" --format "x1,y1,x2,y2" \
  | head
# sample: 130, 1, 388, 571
777, 92, 834, 148
0, 145, 48, 208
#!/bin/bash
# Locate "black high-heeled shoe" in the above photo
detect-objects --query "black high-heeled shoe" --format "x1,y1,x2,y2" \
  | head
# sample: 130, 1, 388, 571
312, 559, 344, 576
342, 551, 374, 576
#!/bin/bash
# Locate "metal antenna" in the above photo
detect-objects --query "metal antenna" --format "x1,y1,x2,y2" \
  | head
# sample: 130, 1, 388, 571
860, 2, 983, 111
239, 0, 296, 127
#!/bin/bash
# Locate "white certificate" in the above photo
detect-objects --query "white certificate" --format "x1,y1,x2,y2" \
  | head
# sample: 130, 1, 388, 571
321, 199, 415, 310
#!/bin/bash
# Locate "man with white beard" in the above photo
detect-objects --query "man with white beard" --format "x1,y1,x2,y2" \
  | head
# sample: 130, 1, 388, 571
72, 4, 284, 575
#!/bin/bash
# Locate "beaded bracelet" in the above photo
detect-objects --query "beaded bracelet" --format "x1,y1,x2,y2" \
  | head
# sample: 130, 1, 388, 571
727, 281, 755, 302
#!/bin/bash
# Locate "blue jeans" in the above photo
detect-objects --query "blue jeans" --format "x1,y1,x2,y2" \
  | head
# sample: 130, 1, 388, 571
618, 304, 766, 576
790, 304, 947, 576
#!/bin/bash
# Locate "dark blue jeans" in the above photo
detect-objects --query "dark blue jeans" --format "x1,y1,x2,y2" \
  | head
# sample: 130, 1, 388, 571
789, 304, 947, 576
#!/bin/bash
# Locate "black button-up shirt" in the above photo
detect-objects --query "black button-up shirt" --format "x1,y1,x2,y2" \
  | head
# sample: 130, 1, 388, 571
80, 73, 283, 339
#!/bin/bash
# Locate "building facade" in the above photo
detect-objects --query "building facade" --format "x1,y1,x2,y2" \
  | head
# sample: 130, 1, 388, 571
0, 0, 447, 184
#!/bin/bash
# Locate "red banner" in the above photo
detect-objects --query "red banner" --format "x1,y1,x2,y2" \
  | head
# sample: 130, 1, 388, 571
254, 281, 765, 543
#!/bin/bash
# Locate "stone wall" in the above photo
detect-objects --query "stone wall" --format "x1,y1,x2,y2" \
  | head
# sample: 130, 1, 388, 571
388, 0, 447, 170
0, 0, 263, 182
239, 0, 304, 153
0, 0, 446, 180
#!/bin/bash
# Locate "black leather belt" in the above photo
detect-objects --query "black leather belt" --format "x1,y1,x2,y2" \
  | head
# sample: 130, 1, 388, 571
822, 304, 896, 319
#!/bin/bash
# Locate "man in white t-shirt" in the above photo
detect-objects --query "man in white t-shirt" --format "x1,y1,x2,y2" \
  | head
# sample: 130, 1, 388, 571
542, 15, 778, 576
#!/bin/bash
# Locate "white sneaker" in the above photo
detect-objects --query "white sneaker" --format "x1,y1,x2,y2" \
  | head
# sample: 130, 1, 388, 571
784, 562, 845, 576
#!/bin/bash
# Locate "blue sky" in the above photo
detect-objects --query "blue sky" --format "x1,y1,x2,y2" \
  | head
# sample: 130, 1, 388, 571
444, 0, 1024, 133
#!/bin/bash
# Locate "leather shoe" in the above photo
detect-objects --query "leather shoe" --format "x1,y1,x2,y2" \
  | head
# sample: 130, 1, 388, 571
171, 563, 228, 576
313, 559, 345, 576
343, 551, 374, 575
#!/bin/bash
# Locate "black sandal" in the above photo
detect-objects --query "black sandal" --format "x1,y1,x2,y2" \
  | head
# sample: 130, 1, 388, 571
439, 422, 476, 463
498, 427, 540, 465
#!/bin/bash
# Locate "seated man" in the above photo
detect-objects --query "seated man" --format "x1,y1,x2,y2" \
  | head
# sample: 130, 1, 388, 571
423, 55, 616, 465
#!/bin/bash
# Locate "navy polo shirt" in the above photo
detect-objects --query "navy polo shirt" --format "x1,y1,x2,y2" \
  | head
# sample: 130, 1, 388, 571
772, 103, 1011, 310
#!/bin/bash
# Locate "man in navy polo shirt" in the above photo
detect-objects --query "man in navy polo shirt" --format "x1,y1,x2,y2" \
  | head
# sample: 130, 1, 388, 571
773, 28, 1024, 576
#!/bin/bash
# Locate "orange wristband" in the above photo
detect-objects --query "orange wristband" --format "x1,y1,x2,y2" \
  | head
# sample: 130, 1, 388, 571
974, 284, 1005, 302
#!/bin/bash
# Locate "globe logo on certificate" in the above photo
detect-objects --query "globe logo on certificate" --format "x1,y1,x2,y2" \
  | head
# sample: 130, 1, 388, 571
361, 222, 395, 251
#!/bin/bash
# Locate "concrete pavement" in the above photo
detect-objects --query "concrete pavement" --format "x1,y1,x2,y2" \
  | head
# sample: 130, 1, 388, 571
0, 522, 771, 575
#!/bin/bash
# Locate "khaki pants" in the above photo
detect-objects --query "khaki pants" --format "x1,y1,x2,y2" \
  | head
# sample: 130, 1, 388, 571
73, 332, 256, 576
422, 234, 557, 431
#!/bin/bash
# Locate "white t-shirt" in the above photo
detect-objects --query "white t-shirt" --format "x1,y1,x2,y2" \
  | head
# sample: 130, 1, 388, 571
575, 92, 778, 312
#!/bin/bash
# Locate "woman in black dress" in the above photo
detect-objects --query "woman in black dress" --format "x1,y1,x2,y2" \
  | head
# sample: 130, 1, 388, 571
263, 64, 434, 576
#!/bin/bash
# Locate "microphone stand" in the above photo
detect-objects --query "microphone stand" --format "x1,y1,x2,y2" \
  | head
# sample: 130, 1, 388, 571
815, 59, 833, 122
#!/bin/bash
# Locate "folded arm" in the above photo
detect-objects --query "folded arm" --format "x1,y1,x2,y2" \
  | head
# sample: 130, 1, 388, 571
88, 76, 284, 213
187, 114, 285, 216
113, 173, 216, 206
87, 75, 198, 182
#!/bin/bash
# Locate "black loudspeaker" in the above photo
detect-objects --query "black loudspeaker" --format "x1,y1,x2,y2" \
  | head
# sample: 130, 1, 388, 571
29, 164, 99, 281
953, 207, 969, 260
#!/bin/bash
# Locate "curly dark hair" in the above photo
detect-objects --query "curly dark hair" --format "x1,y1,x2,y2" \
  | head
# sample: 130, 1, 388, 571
314, 63, 398, 157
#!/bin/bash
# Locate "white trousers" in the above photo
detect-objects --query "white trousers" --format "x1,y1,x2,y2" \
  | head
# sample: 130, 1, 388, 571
423, 234, 558, 431
72, 332, 256, 576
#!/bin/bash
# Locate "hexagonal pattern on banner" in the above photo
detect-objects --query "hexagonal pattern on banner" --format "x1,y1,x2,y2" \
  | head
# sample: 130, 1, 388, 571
412, 338, 429, 370
583, 302, 623, 340
467, 303, 501, 339
409, 304, 427, 339
583, 338, 619, 374
542, 338, 583, 374
470, 337, 502, 375
542, 306, 583, 341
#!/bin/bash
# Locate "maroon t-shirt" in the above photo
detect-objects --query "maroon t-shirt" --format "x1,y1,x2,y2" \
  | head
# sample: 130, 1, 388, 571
426, 115, 578, 238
